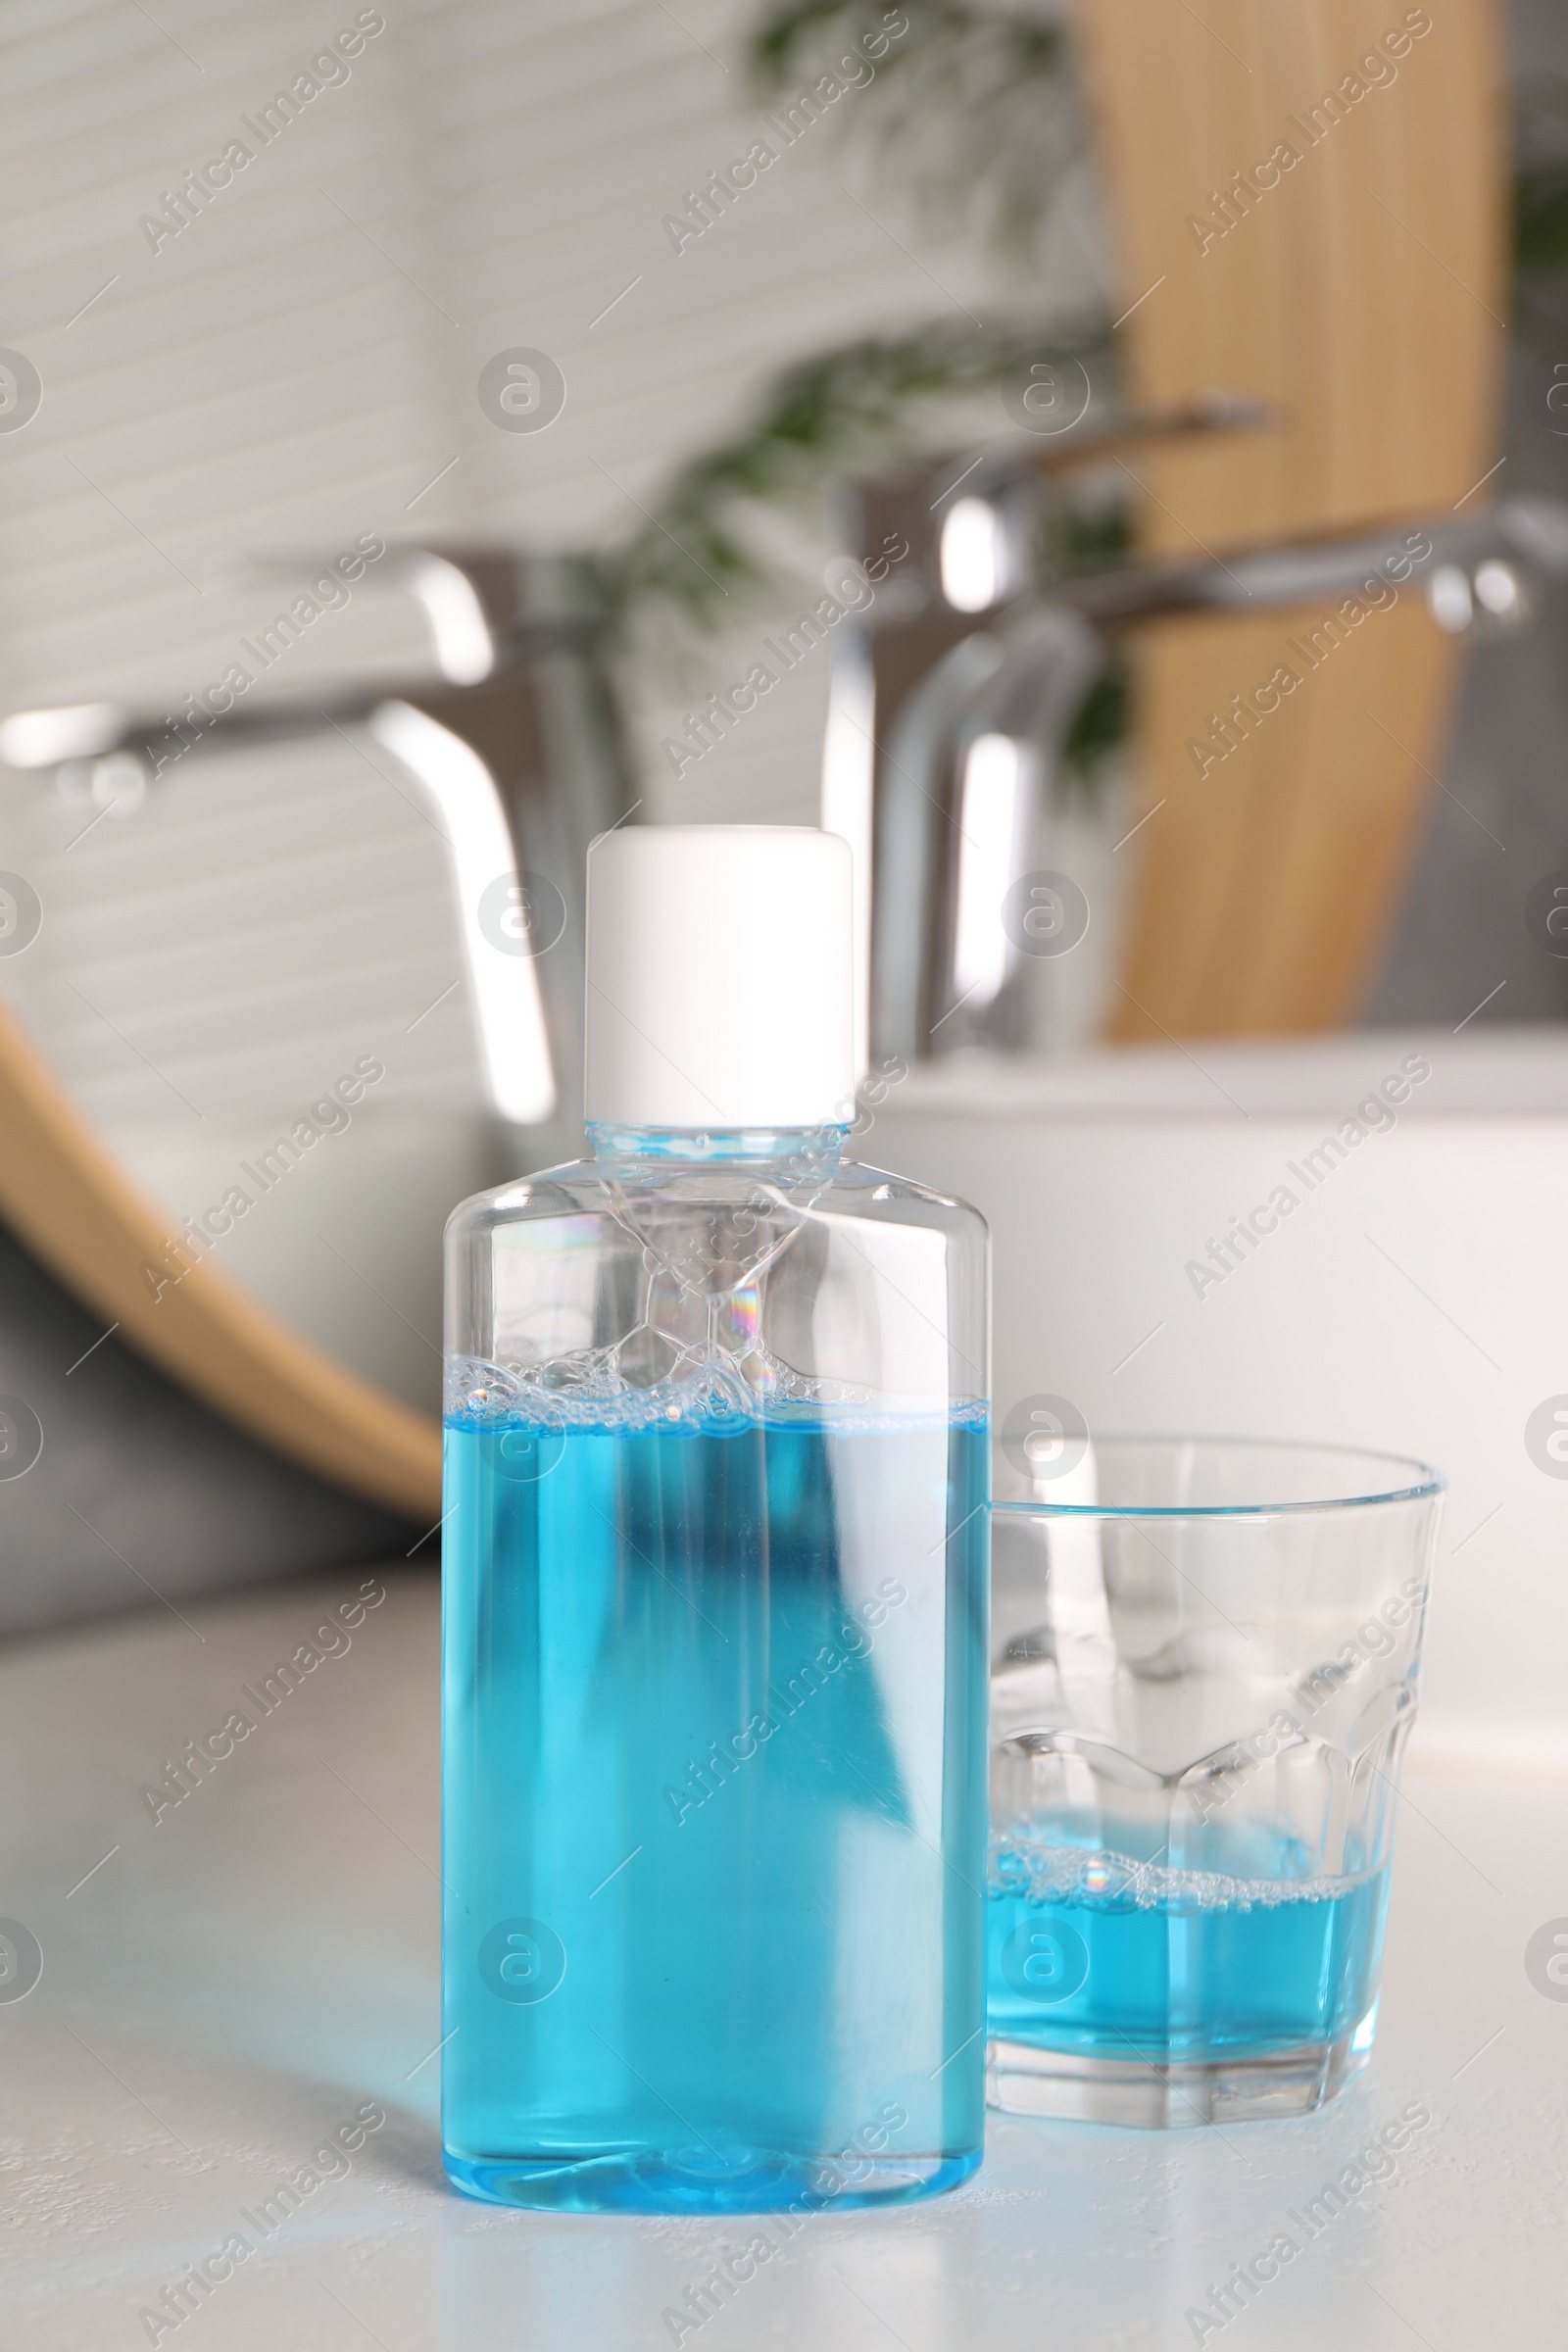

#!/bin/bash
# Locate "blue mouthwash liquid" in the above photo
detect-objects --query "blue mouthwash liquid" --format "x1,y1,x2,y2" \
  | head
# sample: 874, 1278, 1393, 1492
441, 1399, 988, 2212
986, 1815, 1389, 2061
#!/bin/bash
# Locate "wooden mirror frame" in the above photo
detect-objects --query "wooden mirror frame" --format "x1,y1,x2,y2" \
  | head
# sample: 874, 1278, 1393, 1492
0, 1002, 441, 1519
1079, 0, 1503, 1037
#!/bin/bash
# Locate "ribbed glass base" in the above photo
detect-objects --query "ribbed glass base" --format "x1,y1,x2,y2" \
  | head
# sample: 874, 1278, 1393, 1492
985, 2024, 1370, 2128
443, 2142, 982, 2214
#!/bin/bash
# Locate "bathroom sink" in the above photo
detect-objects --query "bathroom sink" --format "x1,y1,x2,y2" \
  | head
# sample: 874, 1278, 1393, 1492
872, 1026, 1568, 1769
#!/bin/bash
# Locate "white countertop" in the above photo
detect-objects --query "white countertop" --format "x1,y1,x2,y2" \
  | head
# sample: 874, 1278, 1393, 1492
3, 1570, 1562, 2350
881, 1026, 1568, 1119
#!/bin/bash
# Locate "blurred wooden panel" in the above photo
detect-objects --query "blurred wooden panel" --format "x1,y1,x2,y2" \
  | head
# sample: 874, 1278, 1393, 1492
1075, 0, 1505, 1035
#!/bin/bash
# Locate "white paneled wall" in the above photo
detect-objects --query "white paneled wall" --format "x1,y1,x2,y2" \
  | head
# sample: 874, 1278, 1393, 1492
0, 0, 1099, 1148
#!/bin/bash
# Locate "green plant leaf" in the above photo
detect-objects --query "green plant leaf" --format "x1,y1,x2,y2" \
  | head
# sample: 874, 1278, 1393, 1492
748, 2, 1081, 265
598, 315, 1109, 659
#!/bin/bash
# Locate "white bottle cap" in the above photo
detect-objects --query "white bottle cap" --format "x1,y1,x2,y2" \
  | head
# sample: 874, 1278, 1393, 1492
584, 824, 856, 1129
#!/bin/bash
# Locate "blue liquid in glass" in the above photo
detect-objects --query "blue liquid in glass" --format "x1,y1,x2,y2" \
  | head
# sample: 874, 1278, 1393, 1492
441, 1405, 988, 2212
986, 1816, 1389, 2063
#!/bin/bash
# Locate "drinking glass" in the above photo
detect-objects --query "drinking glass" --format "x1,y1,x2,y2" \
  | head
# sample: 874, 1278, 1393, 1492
987, 1433, 1444, 2126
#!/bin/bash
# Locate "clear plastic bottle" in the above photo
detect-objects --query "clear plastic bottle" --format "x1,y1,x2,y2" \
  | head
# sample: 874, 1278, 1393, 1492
441, 826, 990, 2214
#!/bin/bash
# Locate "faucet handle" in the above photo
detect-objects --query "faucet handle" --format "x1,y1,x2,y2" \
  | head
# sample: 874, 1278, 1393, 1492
203, 543, 515, 686
1020, 387, 1273, 479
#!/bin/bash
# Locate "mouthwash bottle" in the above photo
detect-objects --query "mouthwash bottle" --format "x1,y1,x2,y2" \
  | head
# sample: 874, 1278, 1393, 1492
441, 824, 989, 2214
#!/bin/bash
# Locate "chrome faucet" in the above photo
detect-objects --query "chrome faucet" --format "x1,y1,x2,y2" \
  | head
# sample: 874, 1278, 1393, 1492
850, 463, 1568, 1062
9, 423, 1564, 1125
0, 548, 633, 1167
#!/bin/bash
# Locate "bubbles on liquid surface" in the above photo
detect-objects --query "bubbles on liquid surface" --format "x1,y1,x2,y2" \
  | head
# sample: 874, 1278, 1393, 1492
988, 1824, 1369, 1914
445, 1352, 986, 1437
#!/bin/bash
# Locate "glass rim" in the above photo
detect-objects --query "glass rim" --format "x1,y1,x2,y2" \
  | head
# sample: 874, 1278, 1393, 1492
991, 1433, 1446, 1519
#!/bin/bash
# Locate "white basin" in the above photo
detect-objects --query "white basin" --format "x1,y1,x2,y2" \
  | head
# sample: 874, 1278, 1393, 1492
871, 1026, 1568, 1772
